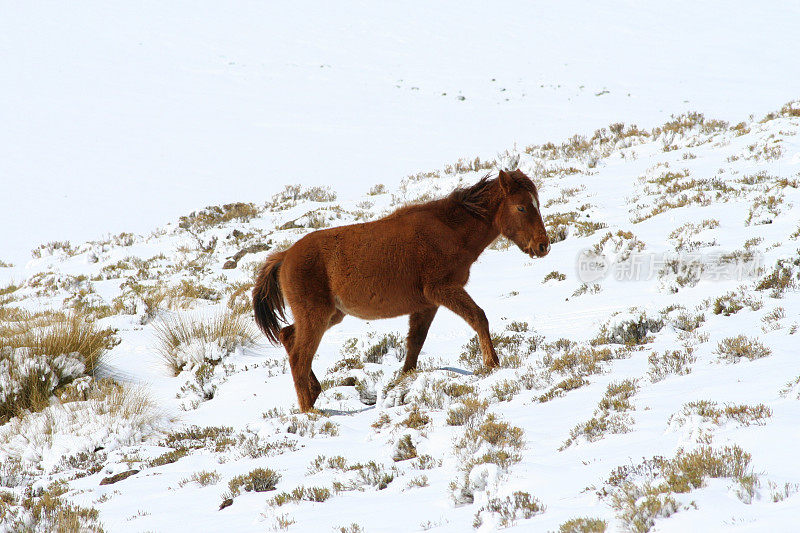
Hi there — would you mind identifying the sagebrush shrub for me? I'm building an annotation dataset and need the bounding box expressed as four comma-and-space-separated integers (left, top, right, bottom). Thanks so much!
715, 335, 771, 362
228, 467, 281, 496
473, 491, 545, 528
604, 446, 755, 532
559, 517, 607, 533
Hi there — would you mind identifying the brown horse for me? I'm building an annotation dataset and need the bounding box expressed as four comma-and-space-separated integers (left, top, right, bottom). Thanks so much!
252, 169, 550, 411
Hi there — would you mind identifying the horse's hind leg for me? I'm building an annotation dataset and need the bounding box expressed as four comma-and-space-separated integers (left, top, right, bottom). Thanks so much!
279, 324, 295, 351
289, 317, 327, 412
281, 309, 345, 409
402, 306, 438, 372
287, 314, 328, 411
279, 309, 343, 352
309, 370, 322, 405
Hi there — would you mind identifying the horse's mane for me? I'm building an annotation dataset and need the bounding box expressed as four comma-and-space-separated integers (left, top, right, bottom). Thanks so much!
449, 170, 535, 220
386, 170, 535, 222
448, 173, 496, 219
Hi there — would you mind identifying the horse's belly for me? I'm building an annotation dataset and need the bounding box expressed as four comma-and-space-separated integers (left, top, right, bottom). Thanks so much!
333, 289, 422, 320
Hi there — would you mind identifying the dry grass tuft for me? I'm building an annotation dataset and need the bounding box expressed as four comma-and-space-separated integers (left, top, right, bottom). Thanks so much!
153, 311, 257, 375
450, 413, 526, 505
400, 405, 431, 430
393, 434, 418, 462
459, 326, 541, 371
269, 185, 337, 210
446, 396, 488, 426
457, 414, 525, 459
179, 202, 260, 231
1, 312, 118, 423
0, 481, 104, 532
715, 335, 771, 363
592, 314, 663, 346
672, 400, 772, 427
538, 376, 590, 403
1, 379, 165, 476
178, 470, 220, 488
545, 211, 606, 243
561, 379, 638, 449
559, 517, 607, 532
543, 271, 567, 283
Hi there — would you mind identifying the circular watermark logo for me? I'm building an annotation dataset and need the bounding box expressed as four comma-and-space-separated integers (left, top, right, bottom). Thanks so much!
576, 248, 610, 282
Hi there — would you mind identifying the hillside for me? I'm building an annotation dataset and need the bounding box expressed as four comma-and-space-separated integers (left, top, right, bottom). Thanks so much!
1, 102, 800, 532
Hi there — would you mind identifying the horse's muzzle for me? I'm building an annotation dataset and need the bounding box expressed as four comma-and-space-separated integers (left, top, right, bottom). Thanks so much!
539, 242, 551, 256
525, 242, 550, 258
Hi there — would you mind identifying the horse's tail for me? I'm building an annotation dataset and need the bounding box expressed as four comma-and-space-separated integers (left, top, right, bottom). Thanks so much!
252, 251, 288, 345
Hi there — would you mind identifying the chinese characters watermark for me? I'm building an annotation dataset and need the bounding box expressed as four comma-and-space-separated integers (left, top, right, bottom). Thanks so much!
576, 249, 763, 283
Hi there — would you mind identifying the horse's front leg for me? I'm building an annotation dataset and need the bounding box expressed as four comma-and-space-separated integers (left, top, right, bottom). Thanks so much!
423, 285, 499, 368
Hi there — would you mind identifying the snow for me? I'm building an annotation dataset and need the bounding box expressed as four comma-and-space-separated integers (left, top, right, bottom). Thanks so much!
3, 4, 800, 532
1, 108, 799, 531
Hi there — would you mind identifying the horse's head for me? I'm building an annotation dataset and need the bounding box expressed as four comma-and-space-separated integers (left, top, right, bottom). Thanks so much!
495, 169, 550, 258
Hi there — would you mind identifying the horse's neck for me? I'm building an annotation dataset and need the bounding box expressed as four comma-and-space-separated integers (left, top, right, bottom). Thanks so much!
457, 206, 501, 260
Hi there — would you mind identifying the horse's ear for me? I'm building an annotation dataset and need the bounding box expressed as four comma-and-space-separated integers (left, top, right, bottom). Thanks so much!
498, 169, 514, 195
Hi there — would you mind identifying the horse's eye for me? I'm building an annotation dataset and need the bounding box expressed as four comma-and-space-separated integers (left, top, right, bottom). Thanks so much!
517, 206, 526, 212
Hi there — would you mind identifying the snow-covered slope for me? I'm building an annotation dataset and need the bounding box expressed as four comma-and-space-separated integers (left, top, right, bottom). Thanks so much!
2, 103, 800, 532
3, 2, 800, 265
